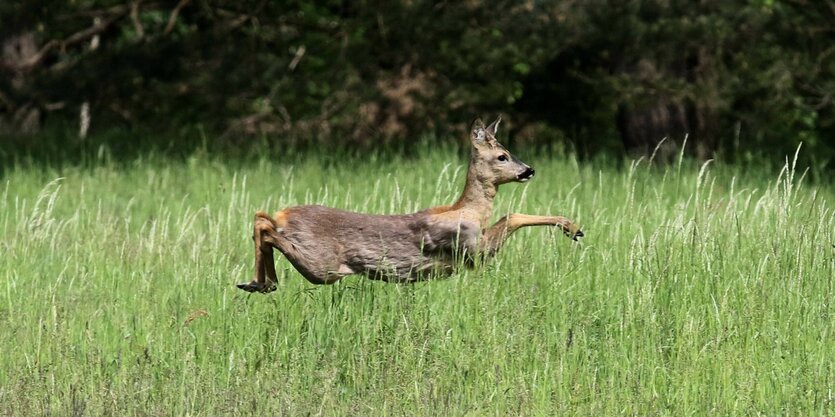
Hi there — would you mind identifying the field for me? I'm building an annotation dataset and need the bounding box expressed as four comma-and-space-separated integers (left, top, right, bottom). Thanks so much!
1, 144, 833, 415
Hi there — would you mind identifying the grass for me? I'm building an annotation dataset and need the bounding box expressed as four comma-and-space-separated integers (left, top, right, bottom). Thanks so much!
1, 143, 833, 415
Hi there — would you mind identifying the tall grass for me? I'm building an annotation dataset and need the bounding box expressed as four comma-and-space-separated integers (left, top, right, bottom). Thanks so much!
0, 145, 833, 415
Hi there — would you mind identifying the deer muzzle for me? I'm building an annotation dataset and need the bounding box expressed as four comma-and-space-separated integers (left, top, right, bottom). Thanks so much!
517, 167, 535, 182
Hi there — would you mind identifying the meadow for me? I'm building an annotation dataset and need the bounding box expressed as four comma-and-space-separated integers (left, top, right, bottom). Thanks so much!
0, 143, 833, 415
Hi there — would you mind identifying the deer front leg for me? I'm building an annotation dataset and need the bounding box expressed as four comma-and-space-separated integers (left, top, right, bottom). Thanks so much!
480, 214, 583, 258
237, 212, 279, 293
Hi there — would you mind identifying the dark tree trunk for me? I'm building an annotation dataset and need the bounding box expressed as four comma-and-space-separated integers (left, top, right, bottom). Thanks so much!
615, 59, 718, 161
1, 31, 41, 135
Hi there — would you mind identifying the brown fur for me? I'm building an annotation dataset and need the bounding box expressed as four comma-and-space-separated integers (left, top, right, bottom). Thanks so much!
237, 116, 583, 293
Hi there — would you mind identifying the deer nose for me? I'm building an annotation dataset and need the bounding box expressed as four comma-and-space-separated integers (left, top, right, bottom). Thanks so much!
518, 167, 535, 181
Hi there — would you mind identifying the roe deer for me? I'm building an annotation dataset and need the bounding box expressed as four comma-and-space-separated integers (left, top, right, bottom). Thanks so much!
237, 116, 583, 293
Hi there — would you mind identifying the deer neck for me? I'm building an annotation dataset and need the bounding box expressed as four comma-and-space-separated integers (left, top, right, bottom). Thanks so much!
452, 160, 496, 225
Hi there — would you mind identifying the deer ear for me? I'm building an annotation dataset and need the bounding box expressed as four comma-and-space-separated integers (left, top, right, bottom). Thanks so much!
470, 118, 487, 144
486, 115, 502, 136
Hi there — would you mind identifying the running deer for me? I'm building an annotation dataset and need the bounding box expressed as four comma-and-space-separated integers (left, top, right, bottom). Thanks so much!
237, 116, 583, 293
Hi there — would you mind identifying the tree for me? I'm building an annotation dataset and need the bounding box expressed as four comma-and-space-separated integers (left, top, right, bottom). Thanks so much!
1, 1, 832, 168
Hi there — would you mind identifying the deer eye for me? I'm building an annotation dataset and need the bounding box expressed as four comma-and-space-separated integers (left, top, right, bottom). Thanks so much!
497, 155, 508, 162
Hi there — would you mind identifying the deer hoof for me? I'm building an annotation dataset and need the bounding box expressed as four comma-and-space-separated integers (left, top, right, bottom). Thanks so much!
236, 282, 259, 292
236, 281, 275, 293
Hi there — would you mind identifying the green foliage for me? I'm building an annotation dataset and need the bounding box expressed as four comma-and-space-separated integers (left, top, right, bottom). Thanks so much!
1, 1, 833, 165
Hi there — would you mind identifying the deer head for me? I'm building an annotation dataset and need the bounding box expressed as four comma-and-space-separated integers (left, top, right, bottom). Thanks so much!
469, 116, 535, 185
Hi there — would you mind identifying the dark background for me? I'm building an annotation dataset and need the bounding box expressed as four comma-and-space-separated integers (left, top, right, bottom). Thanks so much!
1, 0, 833, 168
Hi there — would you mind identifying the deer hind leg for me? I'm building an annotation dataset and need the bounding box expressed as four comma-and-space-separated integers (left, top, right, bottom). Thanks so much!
237, 211, 282, 293
238, 210, 348, 291
480, 213, 583, 258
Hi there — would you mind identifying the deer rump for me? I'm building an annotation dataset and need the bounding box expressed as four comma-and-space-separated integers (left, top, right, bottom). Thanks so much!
278, 205, 480, 283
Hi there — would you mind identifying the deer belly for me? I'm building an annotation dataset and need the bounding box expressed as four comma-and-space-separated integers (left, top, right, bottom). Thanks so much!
343, 222, 478, 282
343, 240, 434, 282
